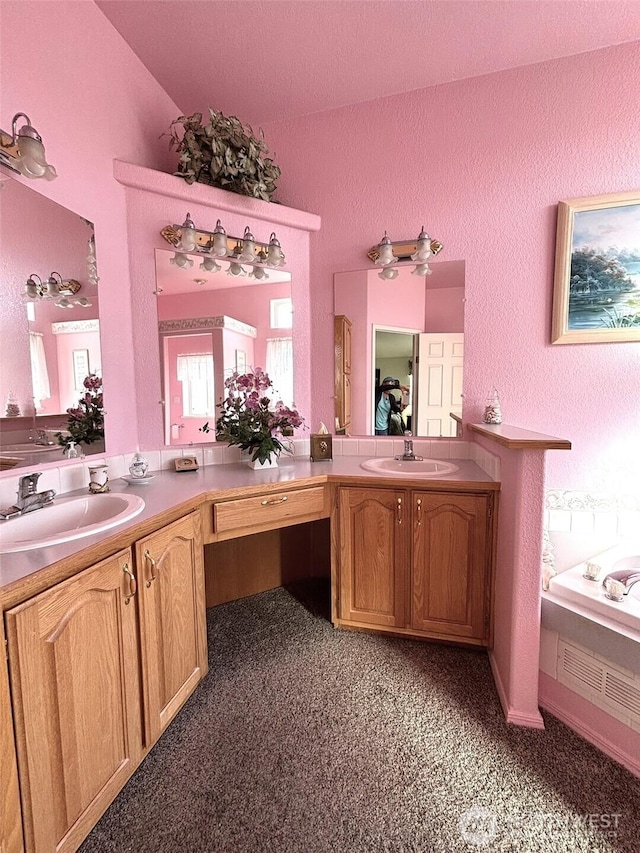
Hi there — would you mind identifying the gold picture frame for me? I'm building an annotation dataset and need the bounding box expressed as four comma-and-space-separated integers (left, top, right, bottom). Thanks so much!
551, 191, 640, 344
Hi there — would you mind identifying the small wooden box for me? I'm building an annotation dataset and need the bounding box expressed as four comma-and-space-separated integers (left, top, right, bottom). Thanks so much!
310, 433, 332, 462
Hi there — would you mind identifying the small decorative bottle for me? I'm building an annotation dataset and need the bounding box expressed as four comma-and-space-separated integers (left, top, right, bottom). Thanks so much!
5, 391, 21, 418
483, 388, 503, 425
129, 452, 149, 479
65, 441, 80, 459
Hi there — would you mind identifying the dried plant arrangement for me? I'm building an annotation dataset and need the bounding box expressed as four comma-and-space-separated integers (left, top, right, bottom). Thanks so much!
167, 109, 281, 202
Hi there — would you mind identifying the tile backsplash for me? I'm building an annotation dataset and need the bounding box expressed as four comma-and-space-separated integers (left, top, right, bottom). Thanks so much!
0, 437, 499, 506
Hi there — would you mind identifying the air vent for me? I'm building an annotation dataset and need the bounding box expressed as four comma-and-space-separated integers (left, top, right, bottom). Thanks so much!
557, 639, 640, 728
605, 674, 640, 718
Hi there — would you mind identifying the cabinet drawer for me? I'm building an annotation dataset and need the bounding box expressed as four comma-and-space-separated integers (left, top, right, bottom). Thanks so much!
214, 487, 326, 534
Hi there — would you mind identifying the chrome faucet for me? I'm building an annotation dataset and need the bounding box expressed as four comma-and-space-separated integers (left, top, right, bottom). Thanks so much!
0, 472, 56, 519
33, 429, 54, 446
602, 569, 640, 602
395, 437, 424, 462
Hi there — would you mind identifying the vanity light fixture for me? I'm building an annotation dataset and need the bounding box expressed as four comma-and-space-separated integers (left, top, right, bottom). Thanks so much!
368, 227, 443, 276
160, 215, 286, 270
0, 113, 57, 180
23, 272, 91, 307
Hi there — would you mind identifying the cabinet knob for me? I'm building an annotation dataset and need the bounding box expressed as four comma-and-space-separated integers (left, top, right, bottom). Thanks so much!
397, 497, 403, 525
416, 498, 422, 526
144, 549, 157, 587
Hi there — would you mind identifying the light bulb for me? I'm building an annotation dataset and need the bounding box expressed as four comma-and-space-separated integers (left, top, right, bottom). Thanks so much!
374, 232, 397, 266
211, 219, 228, 257
179, 213, 198, 252
170, 252, 193, 269
378, 267, 399, 280
412, 263, 432, 276
250, 266, 269, 280
227, 262, 246, 277
200, 257, 221, 273
410, 226, 432, 262
267, 232, 284, 267
237, 226, 256, 263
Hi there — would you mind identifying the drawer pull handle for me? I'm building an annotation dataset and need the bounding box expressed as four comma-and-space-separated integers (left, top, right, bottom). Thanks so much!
261, 495, 288, 506
144, 549, 157, 587
123, 563, 136, 604
416, 498, 422, 526
397, 497, 403, 525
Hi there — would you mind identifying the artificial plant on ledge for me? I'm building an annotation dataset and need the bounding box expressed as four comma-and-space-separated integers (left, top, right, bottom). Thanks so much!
56, 373, 105, 450
167, 109, 281, 202
201, 369, 304, 465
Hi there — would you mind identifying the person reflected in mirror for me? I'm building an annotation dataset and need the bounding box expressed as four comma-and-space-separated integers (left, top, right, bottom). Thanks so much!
375, 377, 409, 435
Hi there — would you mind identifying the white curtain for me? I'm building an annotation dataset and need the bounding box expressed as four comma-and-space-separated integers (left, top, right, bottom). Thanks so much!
29, 332, 51, 410
176, 353, 215, 417
265, 337, 293, 406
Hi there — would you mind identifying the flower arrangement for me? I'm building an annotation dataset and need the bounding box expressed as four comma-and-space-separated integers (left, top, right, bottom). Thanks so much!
201, 369, 304, 465
56, 373, 105, 449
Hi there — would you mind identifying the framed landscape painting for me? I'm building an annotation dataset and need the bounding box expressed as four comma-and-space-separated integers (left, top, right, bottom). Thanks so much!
551, 191, 640, 344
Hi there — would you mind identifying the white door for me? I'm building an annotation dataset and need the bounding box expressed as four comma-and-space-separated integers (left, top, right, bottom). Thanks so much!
415, 333, 464, 436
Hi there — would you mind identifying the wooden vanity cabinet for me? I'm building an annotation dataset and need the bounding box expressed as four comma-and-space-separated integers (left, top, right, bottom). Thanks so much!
5, 548, 143, 853
336, 485, 495, 646
4, 510, 206, 853
136, 513, 207, 746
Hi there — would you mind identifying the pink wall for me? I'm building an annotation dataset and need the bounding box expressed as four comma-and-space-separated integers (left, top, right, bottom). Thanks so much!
1, 0, 181, 453
424, 286, 464, 333
262, 42, 640, 494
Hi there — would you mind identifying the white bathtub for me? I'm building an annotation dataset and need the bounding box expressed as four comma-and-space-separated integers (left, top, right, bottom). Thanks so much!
544, 541, 640, 641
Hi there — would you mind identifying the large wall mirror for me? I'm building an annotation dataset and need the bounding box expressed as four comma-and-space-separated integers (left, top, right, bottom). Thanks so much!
155, 248, 293, 445
334, 260, 464, 437
0, 176, 103, 470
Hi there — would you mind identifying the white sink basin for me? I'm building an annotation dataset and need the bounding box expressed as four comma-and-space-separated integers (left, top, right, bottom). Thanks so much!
1, 442, 61, 454
0, 493, 145, 553
360, 457, 459, 477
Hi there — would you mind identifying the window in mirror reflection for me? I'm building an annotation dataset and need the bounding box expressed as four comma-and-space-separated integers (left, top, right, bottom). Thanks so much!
177, 352, 215, 418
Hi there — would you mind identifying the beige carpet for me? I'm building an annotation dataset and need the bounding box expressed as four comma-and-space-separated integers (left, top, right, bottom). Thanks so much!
80, 581, 640, 852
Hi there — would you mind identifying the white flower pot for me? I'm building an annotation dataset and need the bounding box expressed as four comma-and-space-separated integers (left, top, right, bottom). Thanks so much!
246, 455, 278, 470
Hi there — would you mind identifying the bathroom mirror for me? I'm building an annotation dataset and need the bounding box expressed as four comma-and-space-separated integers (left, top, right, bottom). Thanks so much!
0, 175, 103, 469
334, 260, 464, 436
155, 248, 293, 445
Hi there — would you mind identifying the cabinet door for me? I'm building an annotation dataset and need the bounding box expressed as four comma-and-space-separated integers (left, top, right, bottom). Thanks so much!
411, 492, 491, 641
335, 315, 352, 430
338, 487, 407, 627
136, 512, 207, 746
6, 549, 143, 853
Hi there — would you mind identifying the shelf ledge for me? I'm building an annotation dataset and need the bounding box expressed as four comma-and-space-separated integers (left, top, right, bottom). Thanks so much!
467, 423, 571, 451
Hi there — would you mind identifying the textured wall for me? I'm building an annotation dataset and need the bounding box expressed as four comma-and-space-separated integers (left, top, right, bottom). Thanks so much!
262, 42, 640, 494
1, 0, 180, 453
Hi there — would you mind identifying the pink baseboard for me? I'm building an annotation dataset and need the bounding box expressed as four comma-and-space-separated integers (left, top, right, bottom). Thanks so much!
539, 671, 640, 778
489, 651, 545, 729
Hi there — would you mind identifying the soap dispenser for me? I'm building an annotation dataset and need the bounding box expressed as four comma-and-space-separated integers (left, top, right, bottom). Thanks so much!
65, 441, 80, 459
129, 452, 149, 479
